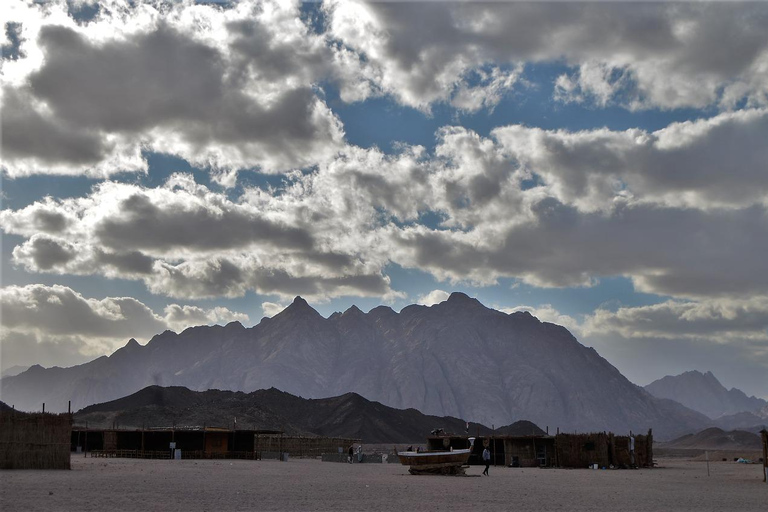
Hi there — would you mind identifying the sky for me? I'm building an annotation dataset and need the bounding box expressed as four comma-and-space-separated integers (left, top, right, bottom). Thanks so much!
1, 0, 767, 399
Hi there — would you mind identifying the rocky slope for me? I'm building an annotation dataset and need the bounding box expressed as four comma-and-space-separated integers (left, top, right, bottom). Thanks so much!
644, 371, 767, 419
73, 385, 542, 443
2, 293, 709, 439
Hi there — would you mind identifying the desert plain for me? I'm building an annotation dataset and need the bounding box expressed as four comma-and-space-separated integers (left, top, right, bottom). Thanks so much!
1, 456, 766, 512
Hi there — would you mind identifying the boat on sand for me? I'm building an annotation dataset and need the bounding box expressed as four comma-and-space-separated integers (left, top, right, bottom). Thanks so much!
397, 438, 475, 475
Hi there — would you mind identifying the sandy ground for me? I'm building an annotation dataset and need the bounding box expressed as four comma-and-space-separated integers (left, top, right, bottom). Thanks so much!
1, 457, 766, 512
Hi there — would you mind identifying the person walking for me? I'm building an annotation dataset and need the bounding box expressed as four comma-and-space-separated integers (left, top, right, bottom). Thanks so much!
482, 446, 491, 476
348, 445, 354, 463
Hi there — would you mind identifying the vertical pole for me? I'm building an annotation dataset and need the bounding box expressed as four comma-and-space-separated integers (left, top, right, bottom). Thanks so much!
68, 401, 71, 414
761, 430, 767, 483
706, 450, 710, 477
492, 424, 496, 467
42, 403, 45, 413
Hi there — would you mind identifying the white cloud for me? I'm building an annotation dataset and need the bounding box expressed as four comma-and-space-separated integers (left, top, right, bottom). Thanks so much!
1, 0, 344, 179
261, 302, 287, 318
4, 105, 768, 302
416, 289, 450, 306
0, 174, 399, 301
0, 284, 249, 369
500, 304, 581, 336
582, 298, 768, 342
326, 2, 768, 111
163, 304, 249, 332
492, 108, 768, 211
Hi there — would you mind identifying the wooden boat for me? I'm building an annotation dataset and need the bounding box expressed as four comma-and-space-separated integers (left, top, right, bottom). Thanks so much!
397, 438, 474, 475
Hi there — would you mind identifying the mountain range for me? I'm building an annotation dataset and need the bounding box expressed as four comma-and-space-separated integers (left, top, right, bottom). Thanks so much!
67, 385, 545, 443
0, 292, 717, 439
644, 370, 767, 420
660, 427, 763, 452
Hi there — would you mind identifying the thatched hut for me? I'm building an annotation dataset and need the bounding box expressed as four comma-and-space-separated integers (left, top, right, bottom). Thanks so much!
1, 410, 72, 469
425, 429, 653, 469
555, 430, 652, 469
70, 426, 358, 460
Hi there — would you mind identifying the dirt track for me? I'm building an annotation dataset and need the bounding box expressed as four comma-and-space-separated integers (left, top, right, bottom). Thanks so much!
1, 456, 765, 511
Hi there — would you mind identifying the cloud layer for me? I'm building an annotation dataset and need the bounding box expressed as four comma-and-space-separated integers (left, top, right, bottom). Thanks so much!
5, 1, 768, 179
326, 1, 768, 111
2, 0, 344, 181
3, 107, 768, 301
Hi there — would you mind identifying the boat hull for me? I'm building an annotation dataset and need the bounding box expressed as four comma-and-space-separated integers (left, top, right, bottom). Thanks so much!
396, 449, 471, 467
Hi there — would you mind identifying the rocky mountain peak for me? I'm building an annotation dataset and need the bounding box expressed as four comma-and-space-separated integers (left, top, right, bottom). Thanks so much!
439, 291, 486, 311
342, 305, 364, 316
280, 295, 322, 318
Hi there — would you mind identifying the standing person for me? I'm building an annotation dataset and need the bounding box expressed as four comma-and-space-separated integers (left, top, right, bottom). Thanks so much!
482, 445, 491, 476
356, 444, 363, 463
348, 445, 354, 463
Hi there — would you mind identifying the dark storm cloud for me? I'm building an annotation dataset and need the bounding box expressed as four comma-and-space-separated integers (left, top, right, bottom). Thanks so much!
29, 25, 224, 133
392, 201, 768, 298
95, 250, 154, 275
12, 235, 76, 271
1, 86, 107, 166
327, 1, 768, 109
148, 257, 393, 300
95, 192, 314, 253
25, 25, 339, 166
2, 3, 343, 177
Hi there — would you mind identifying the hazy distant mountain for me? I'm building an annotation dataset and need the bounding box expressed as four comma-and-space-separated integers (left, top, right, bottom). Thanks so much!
0, 366, 29, 378
711, 411, 768, 435
1, 293, 708, 439
662, 427, 763, 451
644, 371, 767, 419
73, 385, 543, 443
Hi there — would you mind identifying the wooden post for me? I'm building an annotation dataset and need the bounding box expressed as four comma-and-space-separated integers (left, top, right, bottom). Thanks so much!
706, 450, 710, 477
609, 433, 616, 467
647, 429, 653, 468
492, 424, 496, 467
761, 429, 767, 483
